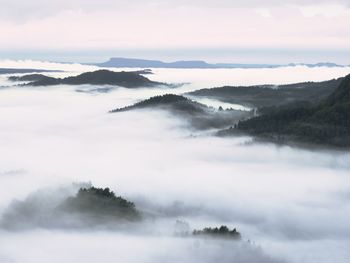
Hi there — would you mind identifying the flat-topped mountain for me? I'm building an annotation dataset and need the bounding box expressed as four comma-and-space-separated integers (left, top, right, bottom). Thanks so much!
111, 94, 252, 130
94, 57, 346, 69
97, 57, 213, 68
18, 70, 165, 88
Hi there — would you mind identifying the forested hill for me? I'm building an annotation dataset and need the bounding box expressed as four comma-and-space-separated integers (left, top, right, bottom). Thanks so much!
226, 74, 350, 147
188, 78, 343, 108
11, 70, 165, 88
110, 94, 253, 130
110, 94, 206, 114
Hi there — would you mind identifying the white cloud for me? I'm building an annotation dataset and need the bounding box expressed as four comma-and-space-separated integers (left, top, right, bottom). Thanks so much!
254, 8, 273, 18
0, 1, 350, 64
0, 65, 350, 262
299, 3, 350, 17
0, 0, 349, 22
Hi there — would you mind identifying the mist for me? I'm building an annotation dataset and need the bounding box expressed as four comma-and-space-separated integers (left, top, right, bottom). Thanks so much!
0, 61, 350, 263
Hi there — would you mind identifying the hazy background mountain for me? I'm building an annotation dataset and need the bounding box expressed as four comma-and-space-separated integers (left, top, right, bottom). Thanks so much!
95, 57, 346, 69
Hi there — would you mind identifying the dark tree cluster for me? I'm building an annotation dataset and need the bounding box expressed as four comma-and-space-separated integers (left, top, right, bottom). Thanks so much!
110, 94, 200, 113
62, 186, 141, 221
193, 225, 242, 240
8, 74, 52, 82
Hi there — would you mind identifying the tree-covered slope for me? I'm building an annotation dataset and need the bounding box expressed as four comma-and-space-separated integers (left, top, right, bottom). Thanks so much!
61, 186, 141, 222
0, 185, 141, 230
8, 74, 54, 82
19, 70, 164, 88
225, 74, 350, 147
110, 94, 206, 114
188, 78, 342, 108
110, 94, 253, 130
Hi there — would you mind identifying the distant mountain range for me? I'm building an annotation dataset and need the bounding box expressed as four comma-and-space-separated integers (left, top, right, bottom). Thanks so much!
94, 57, 346, 69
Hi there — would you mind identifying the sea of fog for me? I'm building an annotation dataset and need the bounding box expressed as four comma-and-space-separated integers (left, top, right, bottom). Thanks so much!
0, 60, 350, 263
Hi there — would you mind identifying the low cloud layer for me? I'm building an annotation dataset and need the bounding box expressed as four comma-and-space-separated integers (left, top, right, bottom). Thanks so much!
0, 229, 285, 263
0, 64, 350, 262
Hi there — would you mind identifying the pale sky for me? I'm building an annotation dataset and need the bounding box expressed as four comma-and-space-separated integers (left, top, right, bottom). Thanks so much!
0, 0, 350, 63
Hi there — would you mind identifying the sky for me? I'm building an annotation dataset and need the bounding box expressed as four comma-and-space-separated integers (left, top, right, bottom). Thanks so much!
0, 0, 350, 63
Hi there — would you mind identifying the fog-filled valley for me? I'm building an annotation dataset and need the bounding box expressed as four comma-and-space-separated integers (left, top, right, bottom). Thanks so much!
1, 60, 350, 263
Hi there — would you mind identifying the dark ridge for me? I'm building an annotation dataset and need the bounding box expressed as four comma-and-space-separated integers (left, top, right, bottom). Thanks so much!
110, 94, 253, 130
0, 68, 60, 75
325, 74, 350, 106
25, 70, 165, 88
193, 226, 242, 240
129, 69, 154, 75
188, 78, 343, 108
8, 74, 53, 82
110, 94, 197, 113
31, 76, 61, 86
222, 74, 350, 148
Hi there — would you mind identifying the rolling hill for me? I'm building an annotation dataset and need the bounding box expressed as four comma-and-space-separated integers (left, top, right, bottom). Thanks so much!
221, 74, 350, 147
110, 94, 252, 130
14, 70, 165, 88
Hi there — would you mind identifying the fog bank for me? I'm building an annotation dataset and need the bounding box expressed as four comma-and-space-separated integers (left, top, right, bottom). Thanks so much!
0, 63, 350, 262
